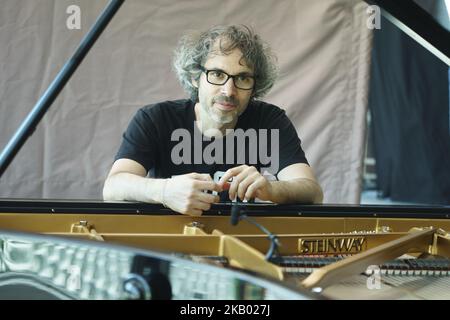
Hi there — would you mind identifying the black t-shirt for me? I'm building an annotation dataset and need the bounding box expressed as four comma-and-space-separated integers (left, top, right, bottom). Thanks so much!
115, 99, 308, 180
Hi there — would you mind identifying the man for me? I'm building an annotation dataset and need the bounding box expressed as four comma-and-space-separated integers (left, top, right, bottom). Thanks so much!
103, 25, 323, 216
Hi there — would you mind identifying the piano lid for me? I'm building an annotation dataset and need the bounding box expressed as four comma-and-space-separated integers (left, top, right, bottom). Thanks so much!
366, 0, 450, 66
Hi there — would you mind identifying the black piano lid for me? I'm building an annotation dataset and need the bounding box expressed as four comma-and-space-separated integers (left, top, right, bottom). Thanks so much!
0, 198, 449, 219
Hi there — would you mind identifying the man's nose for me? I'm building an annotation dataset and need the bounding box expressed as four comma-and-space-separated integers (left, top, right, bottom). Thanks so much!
221, 77, 237, 96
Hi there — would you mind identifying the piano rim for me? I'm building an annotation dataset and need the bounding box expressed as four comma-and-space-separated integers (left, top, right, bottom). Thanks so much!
0, 198, 449, 219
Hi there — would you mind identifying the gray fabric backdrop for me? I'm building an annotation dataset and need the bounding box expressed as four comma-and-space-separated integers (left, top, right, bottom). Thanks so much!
0, 0, 373, 203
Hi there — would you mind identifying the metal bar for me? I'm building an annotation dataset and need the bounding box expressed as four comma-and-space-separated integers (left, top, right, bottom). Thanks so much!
301, 227, 435, 290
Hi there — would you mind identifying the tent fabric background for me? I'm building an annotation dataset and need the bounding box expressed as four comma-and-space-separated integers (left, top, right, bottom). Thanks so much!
368, 15, 450, 205
0, 0, 372, 204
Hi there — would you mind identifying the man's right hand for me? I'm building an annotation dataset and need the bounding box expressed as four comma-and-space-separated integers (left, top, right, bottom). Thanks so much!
163, 173, 222, 216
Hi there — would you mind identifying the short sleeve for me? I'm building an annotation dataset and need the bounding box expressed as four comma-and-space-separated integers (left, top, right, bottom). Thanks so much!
114, 108, 160, 173
264, 107, 309, 173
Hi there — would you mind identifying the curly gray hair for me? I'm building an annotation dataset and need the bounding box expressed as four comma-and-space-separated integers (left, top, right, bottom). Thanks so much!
173, 25, 278, 101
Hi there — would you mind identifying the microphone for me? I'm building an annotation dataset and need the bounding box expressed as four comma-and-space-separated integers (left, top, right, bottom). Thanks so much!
229, 197, 280, 261
230, 199, 242, 226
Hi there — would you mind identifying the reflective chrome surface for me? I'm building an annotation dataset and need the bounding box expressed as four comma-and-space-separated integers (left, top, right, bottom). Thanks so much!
0, 231, 312, 300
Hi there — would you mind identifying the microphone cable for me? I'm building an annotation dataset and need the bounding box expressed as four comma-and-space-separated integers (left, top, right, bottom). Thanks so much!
231, 200, 280, 262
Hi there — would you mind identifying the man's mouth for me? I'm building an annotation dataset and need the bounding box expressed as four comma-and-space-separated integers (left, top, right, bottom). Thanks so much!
215, 102, 236, 111
213, 97, 238, 111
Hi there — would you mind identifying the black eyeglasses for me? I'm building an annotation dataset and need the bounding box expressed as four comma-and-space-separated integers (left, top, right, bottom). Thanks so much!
200, 66, 255, 90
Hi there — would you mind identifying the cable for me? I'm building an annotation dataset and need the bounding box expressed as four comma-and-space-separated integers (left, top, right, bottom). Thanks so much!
230, 201, 280, 261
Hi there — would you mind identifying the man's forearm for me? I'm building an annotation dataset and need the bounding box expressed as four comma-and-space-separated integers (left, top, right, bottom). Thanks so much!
103, 172, 166, 203
268, 178, 323, 204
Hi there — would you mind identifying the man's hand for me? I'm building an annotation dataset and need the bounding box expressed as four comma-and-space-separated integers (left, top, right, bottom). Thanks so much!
218, 165, 273, 202
163, 173, 222, 216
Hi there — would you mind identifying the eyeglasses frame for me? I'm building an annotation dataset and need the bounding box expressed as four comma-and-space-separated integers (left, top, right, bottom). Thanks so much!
199, 66, 255, 90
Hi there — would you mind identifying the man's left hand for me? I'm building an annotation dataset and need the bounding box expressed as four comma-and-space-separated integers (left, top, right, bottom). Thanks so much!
218, 165, 273, 202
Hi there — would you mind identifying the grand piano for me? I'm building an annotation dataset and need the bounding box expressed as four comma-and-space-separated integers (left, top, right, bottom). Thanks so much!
0, 200, 449, 300
0, 0, 449, 300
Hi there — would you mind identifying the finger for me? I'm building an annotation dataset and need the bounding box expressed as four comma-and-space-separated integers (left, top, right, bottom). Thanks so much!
192, 200, 212, 212
191, 173, 213, 181
218, 171, 235, 187
244, 177, 266, 200
196, 192, 220, 204
218, 166, 246, 185
229, 166, 255, 200
237, 172, 260, 200
194, 180, 223, 192
228, 173, 244, 201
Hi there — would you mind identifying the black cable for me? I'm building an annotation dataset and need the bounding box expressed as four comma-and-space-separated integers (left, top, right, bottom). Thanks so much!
230, 202, 280, 261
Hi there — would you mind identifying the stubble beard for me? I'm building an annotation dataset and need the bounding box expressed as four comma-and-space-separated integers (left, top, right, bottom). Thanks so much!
202, 98, 238, 127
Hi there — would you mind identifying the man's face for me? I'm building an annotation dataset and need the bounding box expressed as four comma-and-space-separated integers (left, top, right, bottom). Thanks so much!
195, 46, 254, 127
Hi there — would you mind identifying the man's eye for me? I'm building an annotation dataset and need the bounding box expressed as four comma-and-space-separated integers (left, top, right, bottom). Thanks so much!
211, 71, 225, 78
238, 76, 251, 83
